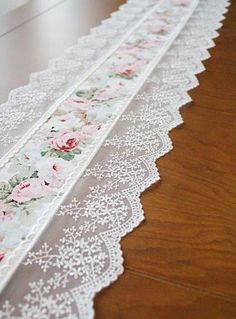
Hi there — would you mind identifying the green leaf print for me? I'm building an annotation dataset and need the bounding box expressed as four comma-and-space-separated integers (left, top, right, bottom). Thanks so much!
8, 174, 24, 188
0, 182, 12, 200
76, 88, 94, 99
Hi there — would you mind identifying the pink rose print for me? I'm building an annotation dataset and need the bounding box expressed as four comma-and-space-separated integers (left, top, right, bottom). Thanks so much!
0, 253, 4, 262
139, 39, 161, 49
36, 158, 71, 189
10, 178, 48, 203
65, 96, 94, 110
134, 59, 149, 69
0, 202, 8, 214
119, 44, 140, 56
151, 13, 169, 23
49, 130, 82, 152
0, 202, 15, 221
49, 113, 79, 129
94, 88, 119, 101
172, 0, 189, 6
113, 65, 136, 78
81, 124, 101, 136
112, 80, 126, 90
149, 24, 167, 34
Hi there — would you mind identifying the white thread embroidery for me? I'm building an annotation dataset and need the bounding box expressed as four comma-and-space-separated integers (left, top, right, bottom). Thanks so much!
58, 185, 129, 231
0, 280, 77, 319
0, 0, 157, 156
0, 1, 229, 319
25, 228, 107, 285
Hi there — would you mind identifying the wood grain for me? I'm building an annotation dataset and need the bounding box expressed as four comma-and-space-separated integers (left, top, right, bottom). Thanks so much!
0, 0, 125, 103
0, 0, 235, 318
95, 0, 236, 317
96, 272, 236, 319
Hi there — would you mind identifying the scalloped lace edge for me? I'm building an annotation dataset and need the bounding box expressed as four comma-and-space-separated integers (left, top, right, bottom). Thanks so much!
0, 0, 161, 288
69, 1, 230, 318
0, 0, 230, 318
0, 0, 159, 165
0, 0, 199, 292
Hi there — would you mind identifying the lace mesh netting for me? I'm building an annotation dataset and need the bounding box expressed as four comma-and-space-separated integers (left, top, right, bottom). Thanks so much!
0, 0, 158, 161
0, 0, 229, 318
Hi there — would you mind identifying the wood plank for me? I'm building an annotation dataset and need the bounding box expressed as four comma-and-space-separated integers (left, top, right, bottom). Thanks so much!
95, 0, 236, 313
0, 0, 125, 103
0, 0, 64, 36
95, 271, 236, 319
1, 0, 235, 317
120, 2, 236, 298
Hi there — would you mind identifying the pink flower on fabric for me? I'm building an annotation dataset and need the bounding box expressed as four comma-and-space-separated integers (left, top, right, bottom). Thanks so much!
65, 97, 94, 110
139, 39, 161, 49
149, 23, 169, 34
151, 13, 168, 23
172, 0, 189, 6
94, 88, 119, 101
82, 124, 101, 136
0, 253, 4, 262
36, 158, 71, 189
0, 202, 8, 214
49, 130, 82, 152
113, 65, 136, 78
134, 59, 149, 69
10, 178, 48, 203
112, 80, 126, 89
0, 202, 15, 221
119, 44, 140, 56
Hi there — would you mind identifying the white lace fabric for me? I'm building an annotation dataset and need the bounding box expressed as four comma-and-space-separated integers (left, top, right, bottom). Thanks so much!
0, 0, 158, 161
0, 0, 230, 318
0, 0, 199, 288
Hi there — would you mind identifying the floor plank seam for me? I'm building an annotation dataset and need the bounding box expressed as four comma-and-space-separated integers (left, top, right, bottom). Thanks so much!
0, 0, 66, 38
126, 267, 236, 304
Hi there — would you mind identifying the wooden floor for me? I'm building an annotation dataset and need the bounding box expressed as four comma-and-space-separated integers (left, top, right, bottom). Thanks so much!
0, 0, 235, 318
95, 2, 236, 318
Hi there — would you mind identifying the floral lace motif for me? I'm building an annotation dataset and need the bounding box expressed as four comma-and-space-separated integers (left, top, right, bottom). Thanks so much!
0, 0, 158, 156
58, 185, 130, 230
0, 0, 197, 284
25, 228, 108, 285
0, 0, 230, 318
1, 280, 77, 319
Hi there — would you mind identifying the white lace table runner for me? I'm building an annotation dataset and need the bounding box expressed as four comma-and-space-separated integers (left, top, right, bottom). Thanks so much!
0, 0, 229, 318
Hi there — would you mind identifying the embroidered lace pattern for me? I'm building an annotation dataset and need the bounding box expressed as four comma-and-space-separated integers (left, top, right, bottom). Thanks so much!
0, 0, 160, 159
0, 0, 229, 318
0, 0, 198, 287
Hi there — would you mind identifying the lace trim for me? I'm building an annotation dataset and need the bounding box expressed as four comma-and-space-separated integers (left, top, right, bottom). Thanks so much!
74, 3, 230, 317
0, 0, 230, 318
0, 0, 159, 163
0, 0, 199, 292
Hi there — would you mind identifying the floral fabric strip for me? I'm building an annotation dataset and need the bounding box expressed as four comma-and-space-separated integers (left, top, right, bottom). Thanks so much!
0, 0, 159, 158
0, 0, 197, 285
0, 0, 229, 318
